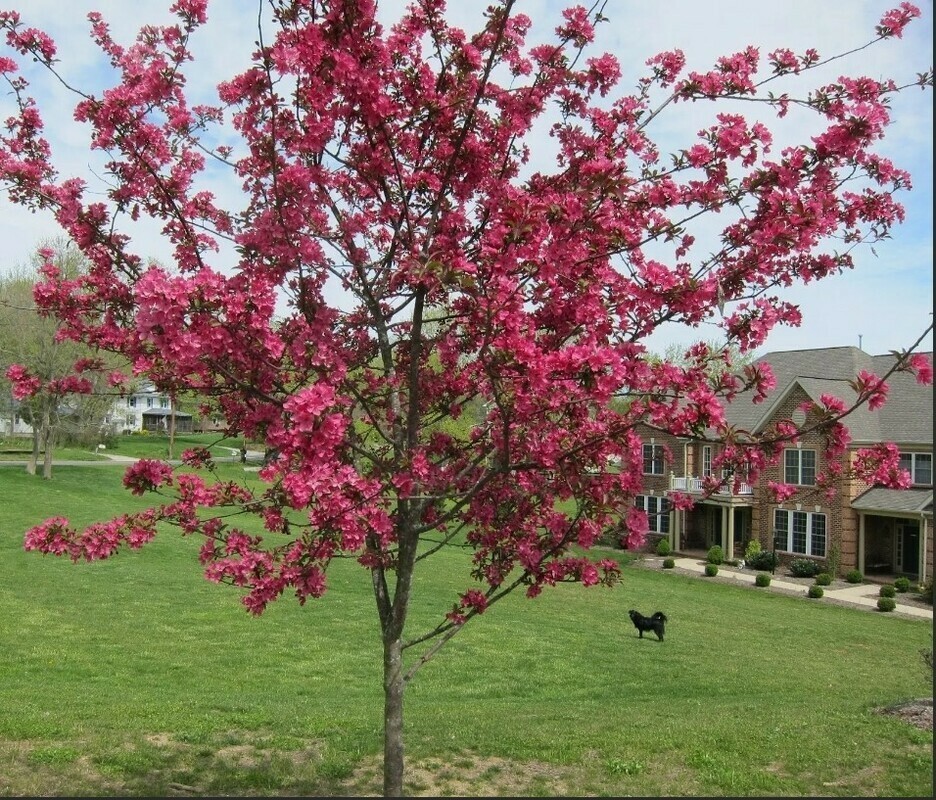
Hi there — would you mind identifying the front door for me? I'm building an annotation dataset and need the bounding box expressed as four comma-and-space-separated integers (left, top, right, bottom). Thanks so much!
708, 507, 722, 550
897, 522, 920, 576
733, 507, 749, 551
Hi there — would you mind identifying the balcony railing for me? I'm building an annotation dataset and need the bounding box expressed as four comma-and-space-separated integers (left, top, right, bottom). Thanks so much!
670, 474, 753, 496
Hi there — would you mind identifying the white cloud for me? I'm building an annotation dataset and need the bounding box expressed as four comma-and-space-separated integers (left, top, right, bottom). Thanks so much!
1, 0, 931, 356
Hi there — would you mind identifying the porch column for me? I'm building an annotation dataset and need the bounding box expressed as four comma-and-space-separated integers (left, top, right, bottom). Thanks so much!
671, 509, 680, 552
857, 513, 866, 574
720, 508, 728, 557
919, 513, 928, 585
726, 506, 735, 561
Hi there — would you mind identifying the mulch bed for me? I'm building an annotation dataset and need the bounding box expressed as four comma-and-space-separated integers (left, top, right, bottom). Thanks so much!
877, 698, 933, 731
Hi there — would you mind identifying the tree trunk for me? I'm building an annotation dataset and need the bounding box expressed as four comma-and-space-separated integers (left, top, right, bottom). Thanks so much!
41, 406, 53, 479
382, 637, 406, 797
167, 393, 176, 461
26, 427, 37, 475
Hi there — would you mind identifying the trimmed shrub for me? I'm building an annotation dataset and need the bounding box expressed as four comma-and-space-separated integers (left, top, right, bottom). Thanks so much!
744, 539, 762, 562
655, 538, 672, 557
807, 585, 824, 599
704, 563, 719, 577
893, 577, 911, 593
814, 572, 832, 586
706, 545, 724, 565
878, 584, 896, 598
789, 558, 822, 578
877, 597, 896, 613
747, 550, 778, 571
754, 572, 771, 587
662, 557, 675, 569
845, 569, 863, 584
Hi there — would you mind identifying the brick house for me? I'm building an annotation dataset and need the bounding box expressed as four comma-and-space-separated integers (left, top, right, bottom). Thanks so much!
637, 347, 932, 584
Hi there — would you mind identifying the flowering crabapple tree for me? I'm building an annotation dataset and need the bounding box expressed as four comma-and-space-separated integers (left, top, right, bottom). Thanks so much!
1, 0, 933, 794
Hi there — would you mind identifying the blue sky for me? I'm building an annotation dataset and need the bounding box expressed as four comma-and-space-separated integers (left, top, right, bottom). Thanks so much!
0, 0, 932, 358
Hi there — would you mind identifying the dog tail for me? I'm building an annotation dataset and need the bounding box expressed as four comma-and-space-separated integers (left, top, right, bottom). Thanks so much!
652, 611, 668, 622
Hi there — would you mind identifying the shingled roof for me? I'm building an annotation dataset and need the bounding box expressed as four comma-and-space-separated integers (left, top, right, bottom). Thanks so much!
851, 487, 933, 515
723, 346, 933, 447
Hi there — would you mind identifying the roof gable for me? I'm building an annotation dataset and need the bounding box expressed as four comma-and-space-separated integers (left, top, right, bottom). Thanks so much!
723, 347, 932, 446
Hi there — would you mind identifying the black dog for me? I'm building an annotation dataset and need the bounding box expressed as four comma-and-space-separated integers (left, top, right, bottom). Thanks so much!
628, 609, 668, 642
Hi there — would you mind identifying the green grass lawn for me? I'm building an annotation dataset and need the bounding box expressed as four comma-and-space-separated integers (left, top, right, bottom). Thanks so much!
0, 465, 931, 796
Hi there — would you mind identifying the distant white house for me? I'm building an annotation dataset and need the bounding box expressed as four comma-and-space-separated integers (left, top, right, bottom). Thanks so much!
2, 382, 197, 438
0, 405, 33, 436
113, 383, 193, 434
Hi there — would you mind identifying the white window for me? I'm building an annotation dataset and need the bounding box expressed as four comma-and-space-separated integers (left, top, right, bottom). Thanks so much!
146, 397, 154, 408
899, 452, 932, 486
702, 445, 712, 477
128, 397, 136, 408
636, 495, 670, 534
159, 397, 169, 409
774, 509, 826, 557
784, 448, 816, 486
642, 444, 666, 475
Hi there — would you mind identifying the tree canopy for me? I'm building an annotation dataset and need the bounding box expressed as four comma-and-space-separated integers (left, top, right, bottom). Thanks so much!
1, 1, 932, 794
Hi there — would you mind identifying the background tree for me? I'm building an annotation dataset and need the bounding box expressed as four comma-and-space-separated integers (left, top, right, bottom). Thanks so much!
0, 237, 125, 476
0, 268, 35, 435
1, 2, 932, 795
654, 339, 755, 380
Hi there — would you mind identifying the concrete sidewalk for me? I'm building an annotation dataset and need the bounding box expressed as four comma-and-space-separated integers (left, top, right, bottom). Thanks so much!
670, 557, 932, 619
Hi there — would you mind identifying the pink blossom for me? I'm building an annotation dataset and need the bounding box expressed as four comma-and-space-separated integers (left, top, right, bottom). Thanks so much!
24, 517, 75, 557
622, 506, 649, 550
181, 447, 213, 468
556, 5, 595, 46
854, 370, 888, 411
876, 3, 921, 38
460, 588, 489, 614
646, 50, 685, 86
284, 384, 337, 431
816, 394, 845, 414
170, 0, 208, 25
853, 443, 912, 488
907, 353, 933, 384
767, 482, 797, 502
122, 459, 174, 495
5, 365, 42, 399
768, 48, 800, 74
